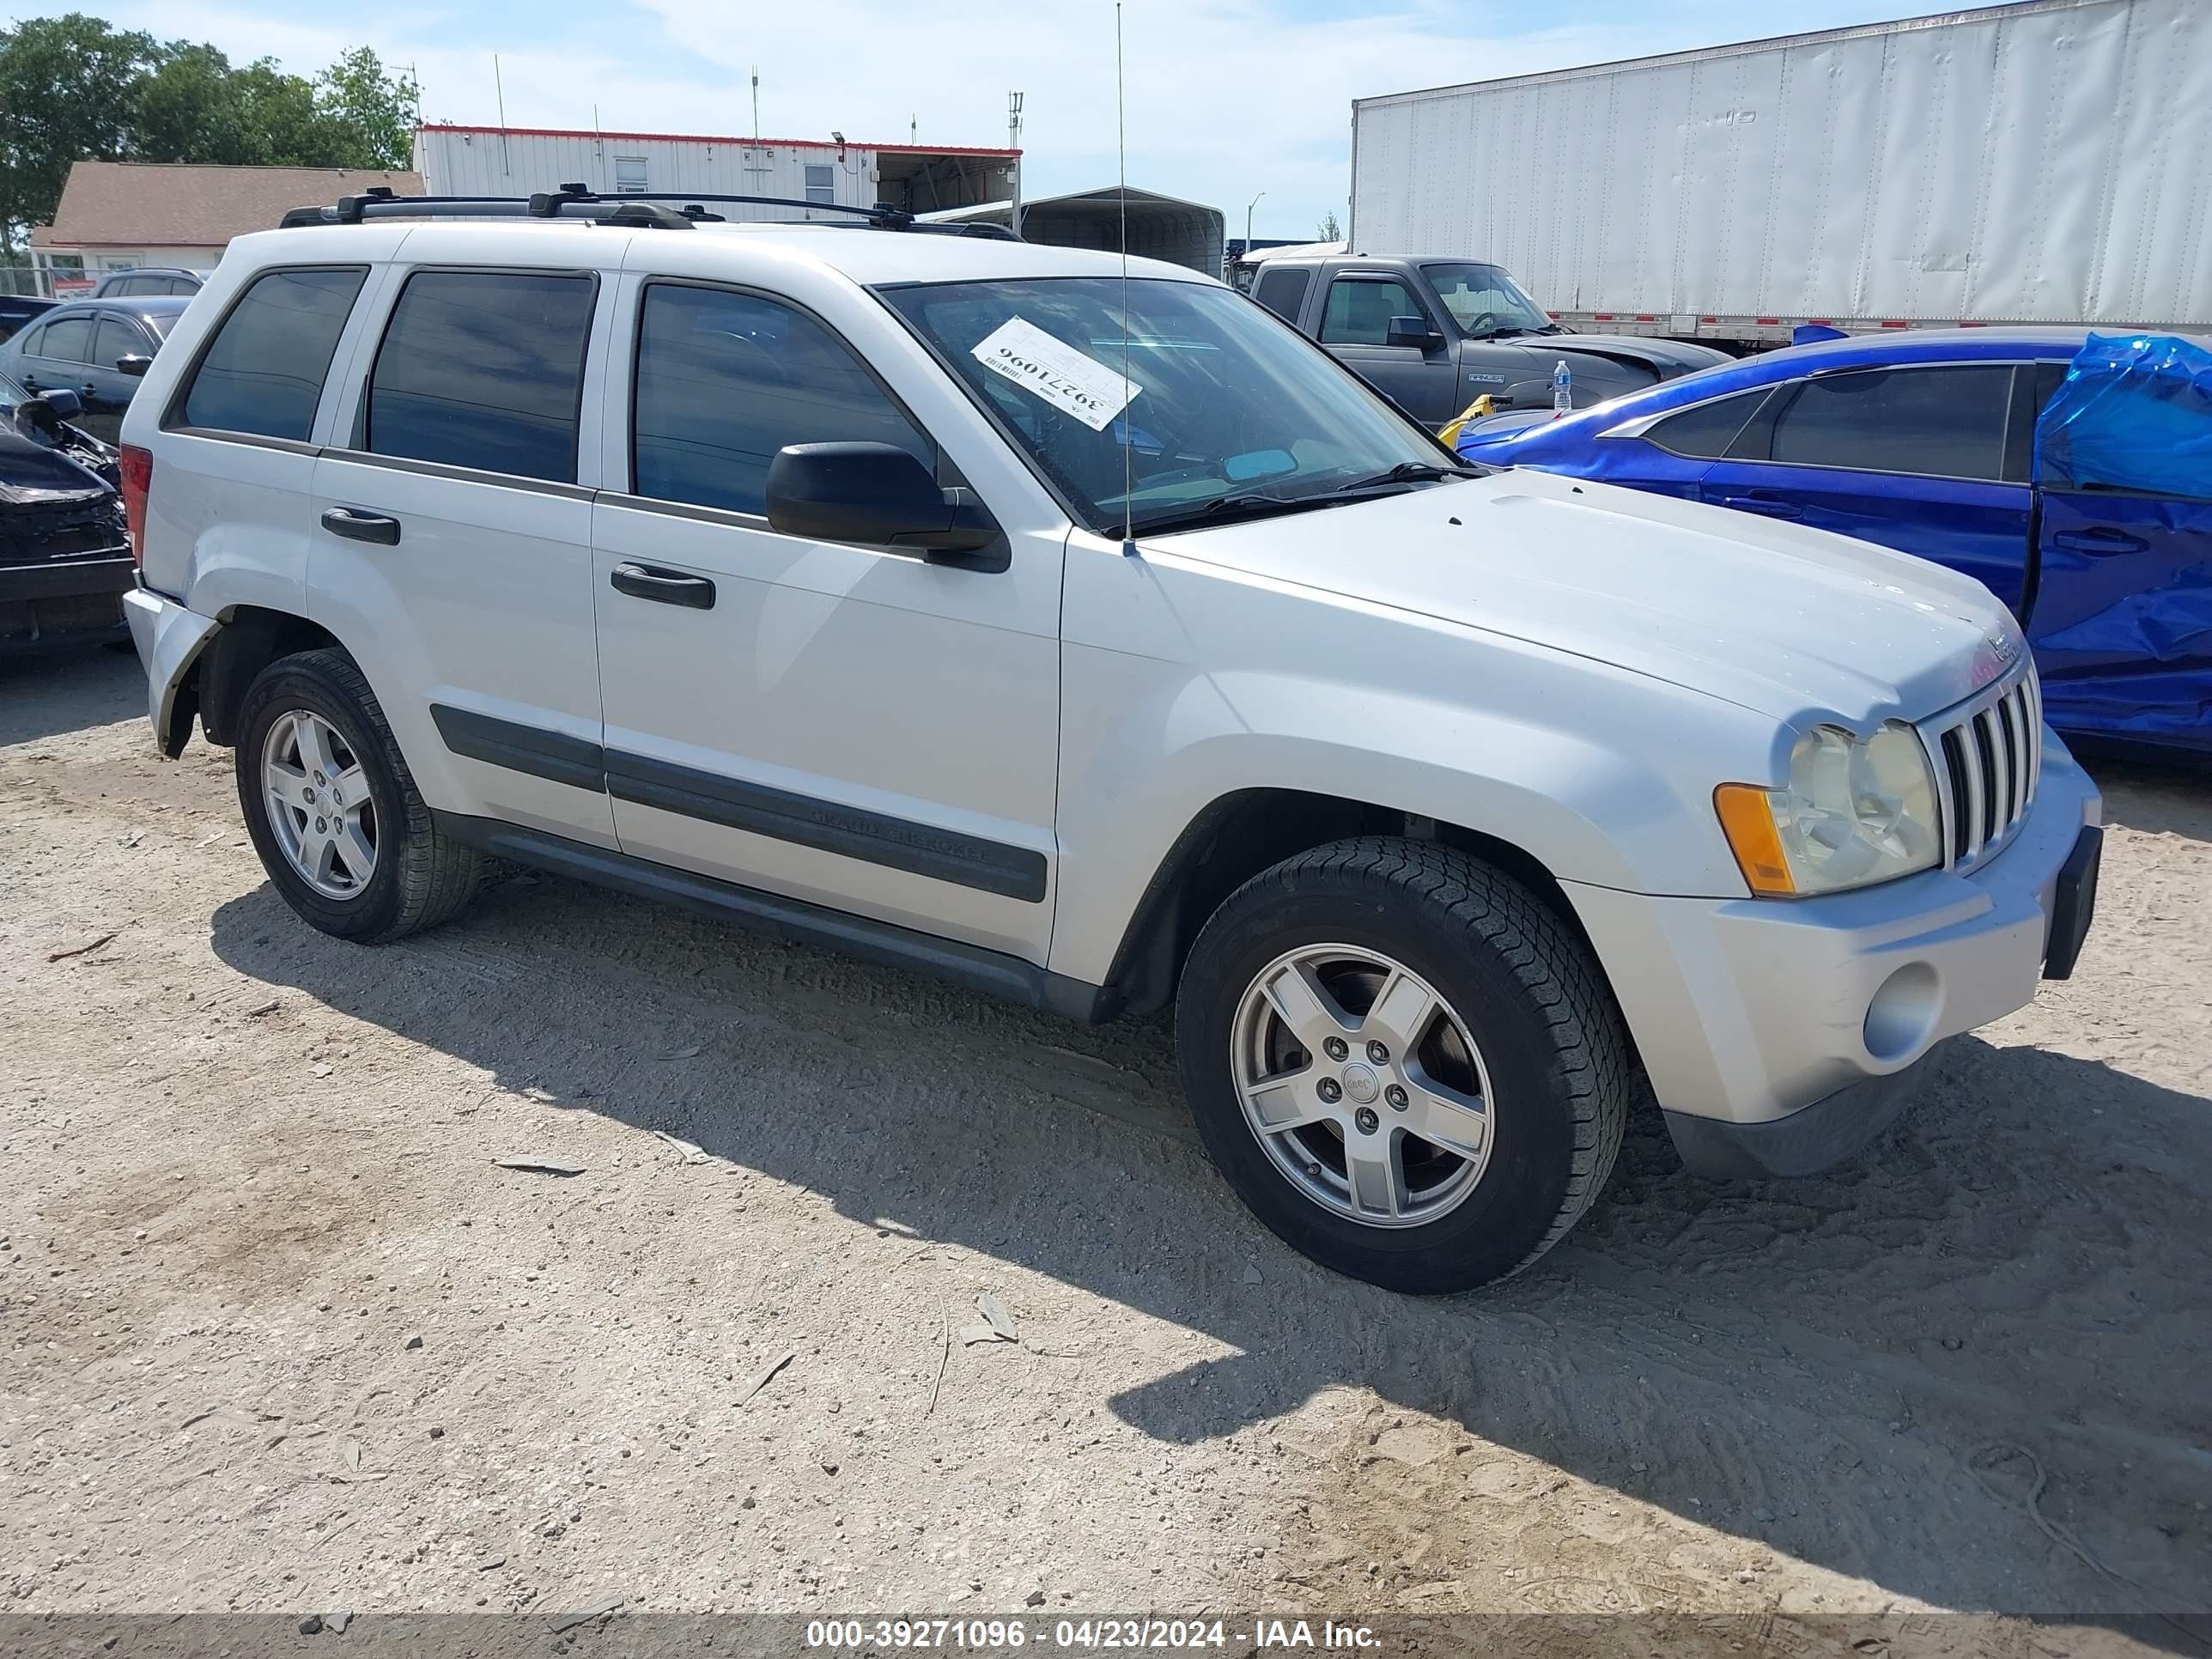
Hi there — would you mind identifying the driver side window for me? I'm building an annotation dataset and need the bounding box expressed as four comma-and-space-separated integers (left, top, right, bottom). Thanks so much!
630, 282, 934, 516
1320, 278, 1423, 347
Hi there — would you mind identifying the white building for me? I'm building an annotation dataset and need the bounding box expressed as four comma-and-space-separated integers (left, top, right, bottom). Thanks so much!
413, 124, 1019, 222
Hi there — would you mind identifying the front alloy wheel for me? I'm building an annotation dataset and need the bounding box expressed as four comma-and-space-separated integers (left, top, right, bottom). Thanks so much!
1233, 944, 1494, 1226
1176, 837, 1630, 1294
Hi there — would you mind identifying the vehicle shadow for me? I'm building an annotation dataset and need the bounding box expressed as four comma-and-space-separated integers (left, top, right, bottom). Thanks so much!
0, 641, 141, 745
206, 868, 2212, 1627
2087, 755, 2212, 844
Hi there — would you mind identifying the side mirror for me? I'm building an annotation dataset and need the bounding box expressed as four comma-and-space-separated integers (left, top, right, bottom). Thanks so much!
765, 441, 1001, 565
1386, 315, 1441, 350
116, 354, 152, 378
28, 387, 82, 421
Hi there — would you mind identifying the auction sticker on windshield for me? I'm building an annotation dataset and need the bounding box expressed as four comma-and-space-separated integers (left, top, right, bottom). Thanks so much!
971, 317, 1140, 431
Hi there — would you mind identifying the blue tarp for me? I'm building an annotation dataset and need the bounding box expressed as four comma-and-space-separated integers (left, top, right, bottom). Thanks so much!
2029, 334, 2212, 756
2034, 331, 2212, 498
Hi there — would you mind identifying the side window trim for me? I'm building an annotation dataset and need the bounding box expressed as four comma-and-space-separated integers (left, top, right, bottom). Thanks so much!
621, 275, 949, 511
160, 264, 372, 439
356, 264, 602, 488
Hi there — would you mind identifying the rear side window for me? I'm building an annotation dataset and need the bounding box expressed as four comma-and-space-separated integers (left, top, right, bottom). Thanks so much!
34, 314, 93, 362
1253, 266, 1312, 323
1320, 277, 1424, 346
1766, 365, 2015, 481
179, 267, 366, 441
630, 283, 931, 515
366, 270, 597, 483
1642, 389, 1771, 459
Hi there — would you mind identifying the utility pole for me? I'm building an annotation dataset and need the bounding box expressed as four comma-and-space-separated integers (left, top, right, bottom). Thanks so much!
1008, 92, 1025, 236
494, 55, 510, 176
1245, 189, 1265, 251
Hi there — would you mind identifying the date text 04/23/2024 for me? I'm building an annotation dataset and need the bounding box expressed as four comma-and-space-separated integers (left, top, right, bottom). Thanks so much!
805, 1618, 1382, 1650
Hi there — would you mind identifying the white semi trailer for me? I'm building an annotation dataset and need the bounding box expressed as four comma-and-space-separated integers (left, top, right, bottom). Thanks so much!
1348, 0, 2212, 349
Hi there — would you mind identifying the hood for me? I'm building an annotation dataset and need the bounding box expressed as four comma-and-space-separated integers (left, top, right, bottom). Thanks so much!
0, 423, 114, 504
1152, 468, 2019, 730
1552, 332, 1732, 380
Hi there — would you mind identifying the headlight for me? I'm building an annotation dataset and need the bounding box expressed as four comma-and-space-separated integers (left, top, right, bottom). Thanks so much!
1715, 723, 1942, 897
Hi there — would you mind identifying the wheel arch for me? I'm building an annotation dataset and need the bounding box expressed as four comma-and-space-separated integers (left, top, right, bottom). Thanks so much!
1096, 787, 1605, 1024
175, 605, 348, 750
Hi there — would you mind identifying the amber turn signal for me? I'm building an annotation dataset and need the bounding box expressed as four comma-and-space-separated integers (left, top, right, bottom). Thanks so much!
1714, 783, 1797, 896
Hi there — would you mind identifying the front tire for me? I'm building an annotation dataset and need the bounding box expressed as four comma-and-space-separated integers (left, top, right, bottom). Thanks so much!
235, 648, 480, 944
1176, 838, 1629, 1294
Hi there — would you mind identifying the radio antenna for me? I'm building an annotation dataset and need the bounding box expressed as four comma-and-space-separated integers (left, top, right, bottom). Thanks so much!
1116, 2, 1137, 556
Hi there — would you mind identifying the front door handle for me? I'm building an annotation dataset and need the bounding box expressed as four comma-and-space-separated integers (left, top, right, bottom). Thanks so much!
1718, 494, 1803, 520
320, 507, 401, 545
611, 562, 715, 610
2052, 528, 2148, 554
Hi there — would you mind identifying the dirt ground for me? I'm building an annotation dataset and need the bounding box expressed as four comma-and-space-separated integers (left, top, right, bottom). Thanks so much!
3, 648, 2209, 1654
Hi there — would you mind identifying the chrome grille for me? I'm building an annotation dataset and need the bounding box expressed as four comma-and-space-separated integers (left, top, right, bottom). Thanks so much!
1923, 662, 2040, 870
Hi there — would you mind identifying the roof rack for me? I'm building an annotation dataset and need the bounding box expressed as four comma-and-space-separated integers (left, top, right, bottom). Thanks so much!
276, 183, 1022, 239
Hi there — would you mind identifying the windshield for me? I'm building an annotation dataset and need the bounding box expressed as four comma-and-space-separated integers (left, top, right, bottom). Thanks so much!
880, 276, 1455, 535
0, 371, 27, 414
1423, 264, 1553, 337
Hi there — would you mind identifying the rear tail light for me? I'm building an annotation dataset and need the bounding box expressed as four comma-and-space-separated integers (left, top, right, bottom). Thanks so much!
118, 444, 154, 564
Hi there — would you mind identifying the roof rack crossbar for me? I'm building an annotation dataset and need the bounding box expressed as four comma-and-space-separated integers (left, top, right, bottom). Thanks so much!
278, 185, 696, 231
277, 184, 1021, 240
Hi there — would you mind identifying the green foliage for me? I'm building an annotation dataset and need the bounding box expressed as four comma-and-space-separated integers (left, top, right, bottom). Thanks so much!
0, 14, 153, 253
1316, 210, 1344, 242
315, 47, 420, 171
0, 14, 419, 250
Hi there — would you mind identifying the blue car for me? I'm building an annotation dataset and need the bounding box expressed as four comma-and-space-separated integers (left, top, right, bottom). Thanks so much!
1455, 328, 2212, 758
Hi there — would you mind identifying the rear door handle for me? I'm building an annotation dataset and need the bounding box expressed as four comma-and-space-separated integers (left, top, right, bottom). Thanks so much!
319, 507, 402, 546
1718, 494, 1803, 520
611, 562, 715, 610
2052, 529, 2148, 554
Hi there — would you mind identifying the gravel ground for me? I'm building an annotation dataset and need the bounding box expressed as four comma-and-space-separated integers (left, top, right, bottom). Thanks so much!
3, 648, 2208, 1654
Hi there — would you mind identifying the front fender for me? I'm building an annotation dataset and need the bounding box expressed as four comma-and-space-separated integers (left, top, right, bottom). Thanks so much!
1046, 544, 1782, 987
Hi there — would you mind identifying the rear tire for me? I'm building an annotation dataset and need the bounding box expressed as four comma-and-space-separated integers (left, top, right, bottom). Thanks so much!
1176, 837, 1628, 1294
234, 648, 480, 944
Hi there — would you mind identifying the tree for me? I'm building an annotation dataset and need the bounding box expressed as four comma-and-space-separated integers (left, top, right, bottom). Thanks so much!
0, 15, 155, 252
313, 48, 419, 171
1316, 209, 1344, 242
0, 18, 421, 252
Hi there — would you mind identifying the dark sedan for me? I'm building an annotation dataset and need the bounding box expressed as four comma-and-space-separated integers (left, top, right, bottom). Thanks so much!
1, 370, 132, 654
0, 295, 191, 442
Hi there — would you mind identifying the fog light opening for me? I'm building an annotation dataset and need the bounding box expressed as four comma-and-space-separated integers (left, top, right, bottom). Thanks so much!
1863, 962, 1941, 1064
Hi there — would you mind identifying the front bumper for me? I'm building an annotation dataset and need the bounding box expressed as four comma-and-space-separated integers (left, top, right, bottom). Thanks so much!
1565, 733, 2102, 1172
0, 551, 133, 652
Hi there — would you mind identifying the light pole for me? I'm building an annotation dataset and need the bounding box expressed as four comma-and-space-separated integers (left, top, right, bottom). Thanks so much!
1245, 190, 1265, 252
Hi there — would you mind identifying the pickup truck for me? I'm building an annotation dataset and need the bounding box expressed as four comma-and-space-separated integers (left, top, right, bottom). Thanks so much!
1244, 252, 1729, 427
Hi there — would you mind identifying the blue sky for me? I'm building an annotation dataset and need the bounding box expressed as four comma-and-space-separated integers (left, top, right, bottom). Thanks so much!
15, 0, 1926, 234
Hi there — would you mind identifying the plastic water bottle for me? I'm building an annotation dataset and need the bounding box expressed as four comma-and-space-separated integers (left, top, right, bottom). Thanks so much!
1552, 359, 1573, 418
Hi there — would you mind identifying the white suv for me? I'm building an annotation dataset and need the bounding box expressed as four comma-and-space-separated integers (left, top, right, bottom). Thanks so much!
118, 188, 2102, 1293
